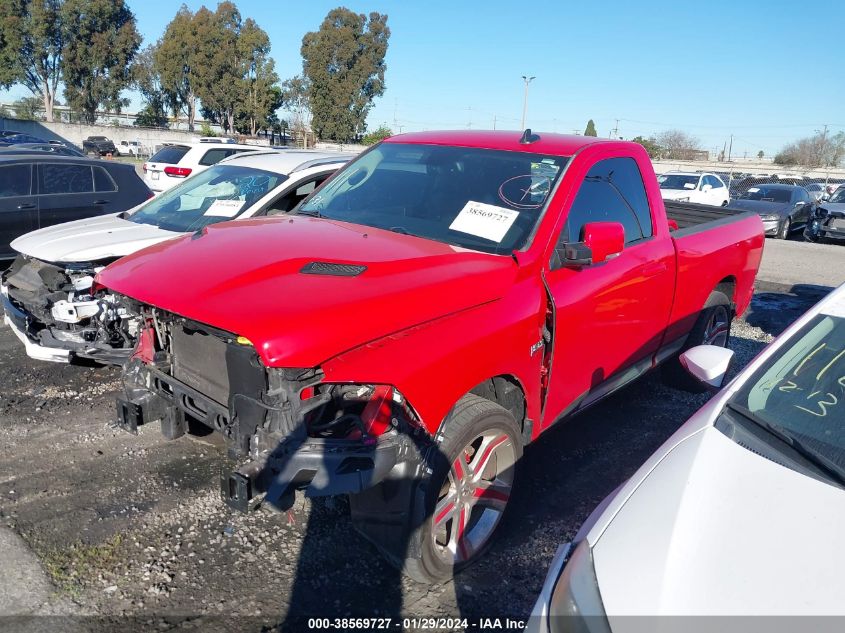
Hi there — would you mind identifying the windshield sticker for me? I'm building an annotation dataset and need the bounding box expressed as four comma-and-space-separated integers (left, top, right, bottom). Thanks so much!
498, 174, 553, 209
449, 201, 519, 243
204, 199, 245, 217
821, 293, 845, 318
747, 187, 760, 193
683, 182, 696, 190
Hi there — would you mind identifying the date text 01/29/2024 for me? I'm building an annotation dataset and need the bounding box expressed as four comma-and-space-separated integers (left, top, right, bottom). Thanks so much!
306, 617, 527, 629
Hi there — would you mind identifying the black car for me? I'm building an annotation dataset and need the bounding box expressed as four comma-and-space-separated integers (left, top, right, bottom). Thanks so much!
82, 136, 118, 156
728, 183, 815, 239
805, 186, 845, 244
0, 142, 86, 157
0, 154, 151, 258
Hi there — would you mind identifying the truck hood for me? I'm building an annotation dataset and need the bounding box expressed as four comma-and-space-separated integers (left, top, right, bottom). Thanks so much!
725, 199, 792, 217
11, 212, 180, 264
97, 216, 518, 367
593, 427, 845, 617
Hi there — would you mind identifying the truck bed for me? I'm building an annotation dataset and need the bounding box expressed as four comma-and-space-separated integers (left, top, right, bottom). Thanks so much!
664, 200, 755, 235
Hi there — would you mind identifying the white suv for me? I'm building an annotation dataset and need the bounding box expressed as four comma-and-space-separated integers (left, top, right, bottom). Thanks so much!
658, 171, 730, 206
143, 141, 261, 193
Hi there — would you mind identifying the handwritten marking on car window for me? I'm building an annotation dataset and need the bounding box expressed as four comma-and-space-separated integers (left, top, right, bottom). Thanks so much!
794, 392, 838, 418
498, 175, 552, 210
794, 343, 826, 375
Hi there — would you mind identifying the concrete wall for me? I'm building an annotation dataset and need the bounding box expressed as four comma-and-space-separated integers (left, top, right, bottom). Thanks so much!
652, 158, 845, 179
0, 117, 270, 154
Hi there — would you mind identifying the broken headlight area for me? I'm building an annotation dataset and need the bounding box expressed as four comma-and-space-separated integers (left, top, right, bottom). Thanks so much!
115, 308, 430, 513
1, 254, 139, 362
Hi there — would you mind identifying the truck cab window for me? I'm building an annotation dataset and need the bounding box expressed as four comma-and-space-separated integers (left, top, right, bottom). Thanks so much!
563, 157, 651, 244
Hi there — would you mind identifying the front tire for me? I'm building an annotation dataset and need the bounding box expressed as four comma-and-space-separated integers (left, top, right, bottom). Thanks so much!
403, 395, 521, 583
662, 290, 732, 392
777, 217, 791, 240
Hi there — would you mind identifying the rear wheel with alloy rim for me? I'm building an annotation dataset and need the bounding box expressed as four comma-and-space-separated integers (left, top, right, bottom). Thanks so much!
662, 290, 732, 392
403, 394, 521, 583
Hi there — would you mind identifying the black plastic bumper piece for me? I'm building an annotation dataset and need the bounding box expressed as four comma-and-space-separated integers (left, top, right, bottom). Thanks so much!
116, 398, 144, 434
221, 434, 409, 514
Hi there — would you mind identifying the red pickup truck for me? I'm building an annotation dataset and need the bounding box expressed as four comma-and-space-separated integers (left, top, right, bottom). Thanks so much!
98, 131, 764, 582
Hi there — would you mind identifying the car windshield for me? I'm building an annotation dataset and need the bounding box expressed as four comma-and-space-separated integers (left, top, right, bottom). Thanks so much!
730, 301, 845, 475
829, 188, 845, 203
738, 186, 792, 203
128, 164, 286, 233
657, 174, 698, 190
297, 142, 568, 254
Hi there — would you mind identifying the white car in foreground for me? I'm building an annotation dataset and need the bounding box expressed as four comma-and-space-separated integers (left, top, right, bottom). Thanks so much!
529, 283, 845, 631
658, 171, 730, 206
142, 141, 262, 193
2, 150, 353, 363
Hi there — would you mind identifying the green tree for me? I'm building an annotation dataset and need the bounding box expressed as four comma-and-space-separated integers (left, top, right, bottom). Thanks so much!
235, 17, 279, 135
631, 135, 662, 159
300, 8, 390, 142
361, 124, 392, 145
281, 75, 312, 147
154, 5, 200, 130
0, 0, 64, 121
12, 95, 42, 119
584, 119, 597, 137
132, 45, 169, 128
191, 3, 242, 134
61, 0, 141, 124
757, 150, 764, 160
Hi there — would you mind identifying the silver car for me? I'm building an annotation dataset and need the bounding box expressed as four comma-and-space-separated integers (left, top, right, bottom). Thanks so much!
529, 283, 845, 631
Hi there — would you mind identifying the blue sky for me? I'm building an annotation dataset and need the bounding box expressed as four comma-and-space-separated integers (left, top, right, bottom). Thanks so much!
4, 0, 844, 156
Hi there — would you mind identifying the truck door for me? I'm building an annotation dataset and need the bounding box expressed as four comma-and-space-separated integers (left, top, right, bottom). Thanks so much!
540, 156, 675, 428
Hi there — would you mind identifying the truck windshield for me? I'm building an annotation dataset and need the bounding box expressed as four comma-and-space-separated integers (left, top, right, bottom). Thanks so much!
297, 142, 569, 254
730, 304, 845, 477
128, 165, 286, 233
658, 174, 699, 190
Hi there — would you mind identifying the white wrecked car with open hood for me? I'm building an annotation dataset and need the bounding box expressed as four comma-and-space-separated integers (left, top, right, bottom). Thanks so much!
2, 149, 353, 363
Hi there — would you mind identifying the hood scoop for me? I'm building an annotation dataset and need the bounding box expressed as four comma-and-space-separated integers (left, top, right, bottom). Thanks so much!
300, 261, 367, 277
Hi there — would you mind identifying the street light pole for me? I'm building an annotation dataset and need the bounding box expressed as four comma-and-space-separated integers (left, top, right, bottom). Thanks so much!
521, 75, 535, 130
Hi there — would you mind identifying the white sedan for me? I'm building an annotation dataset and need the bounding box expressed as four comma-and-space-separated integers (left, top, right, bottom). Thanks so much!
2, 150, 354, 363
658, 171, 730, 206
529, 283, 845, 631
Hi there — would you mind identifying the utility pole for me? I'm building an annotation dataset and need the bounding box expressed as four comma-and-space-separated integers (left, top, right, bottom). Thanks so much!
611, 118, 619, 139
727, 134, 733, 163
521, 75, 535, 130
492, 115, 497, 130
467, 106, 472, 130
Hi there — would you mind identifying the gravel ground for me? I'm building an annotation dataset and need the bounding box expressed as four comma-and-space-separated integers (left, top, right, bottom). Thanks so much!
0, 285, 816, 631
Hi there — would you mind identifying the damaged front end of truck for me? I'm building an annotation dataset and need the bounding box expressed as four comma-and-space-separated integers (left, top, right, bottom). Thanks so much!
1, 254, 141, 363
114, 299, 433, 539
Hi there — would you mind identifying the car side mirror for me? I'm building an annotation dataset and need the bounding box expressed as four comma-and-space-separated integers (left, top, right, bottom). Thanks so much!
553, 221, 625, 269
680, 345, 735, 390
701, 184, 713, 192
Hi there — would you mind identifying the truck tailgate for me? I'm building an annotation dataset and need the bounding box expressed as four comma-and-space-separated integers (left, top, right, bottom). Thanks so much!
666, 202, 764, 344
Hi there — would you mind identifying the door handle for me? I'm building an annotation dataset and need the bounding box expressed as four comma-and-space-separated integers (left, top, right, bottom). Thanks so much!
642, 262, 667, 277
16, 203, 36, 210
93, 199, 109, 205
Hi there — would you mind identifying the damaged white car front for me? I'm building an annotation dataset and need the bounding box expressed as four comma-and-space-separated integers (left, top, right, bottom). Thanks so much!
2, 255, 140, 363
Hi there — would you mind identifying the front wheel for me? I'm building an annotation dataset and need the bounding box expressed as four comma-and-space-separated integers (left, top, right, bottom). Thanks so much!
662, 290, 732, 392
403, 395, 521, 583
777, 217, 791, 240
